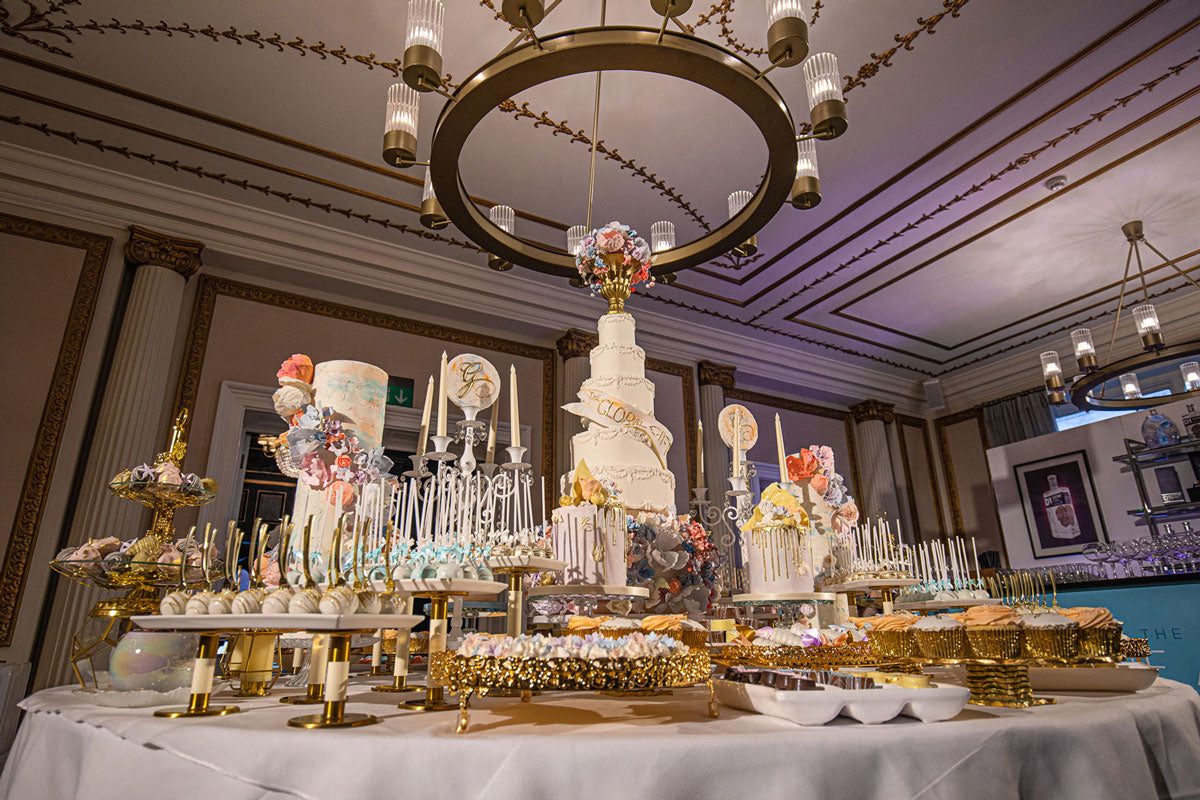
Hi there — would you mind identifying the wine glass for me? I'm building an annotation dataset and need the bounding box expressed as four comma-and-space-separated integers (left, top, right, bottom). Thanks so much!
1081, 542, 1108, 579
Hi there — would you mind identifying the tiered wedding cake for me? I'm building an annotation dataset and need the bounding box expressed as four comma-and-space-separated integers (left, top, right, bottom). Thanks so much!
552, 311, 676, 586
566, 312, 675, 514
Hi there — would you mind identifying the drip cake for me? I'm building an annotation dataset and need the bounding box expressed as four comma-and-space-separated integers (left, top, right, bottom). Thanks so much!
551, 462, 627, 585
784, 445, 859, 588
740, 483, 815, 594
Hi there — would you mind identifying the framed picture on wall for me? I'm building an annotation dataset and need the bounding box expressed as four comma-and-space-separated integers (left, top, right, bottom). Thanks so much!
1013, 450, 1108, 558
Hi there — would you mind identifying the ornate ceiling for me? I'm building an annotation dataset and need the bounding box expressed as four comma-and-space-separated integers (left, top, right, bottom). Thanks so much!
2, 0, 1198, 385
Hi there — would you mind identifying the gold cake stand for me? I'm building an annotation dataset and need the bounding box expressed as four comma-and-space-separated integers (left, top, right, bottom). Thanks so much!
434, 649, 715, 734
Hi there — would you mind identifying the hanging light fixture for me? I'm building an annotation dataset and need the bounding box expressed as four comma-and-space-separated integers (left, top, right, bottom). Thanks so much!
1182, 361, 1200, 391
382, 83, 420, 167
650, 221, 676, 254
566, 225, 587, 257
402, 0, 446, 92
419, 166, 448, 230
791, 138, 820, 209
487, 205, 515, 271
381, 3, 850, 279
728, 190, 756, 257
1033, 220, 1200, 411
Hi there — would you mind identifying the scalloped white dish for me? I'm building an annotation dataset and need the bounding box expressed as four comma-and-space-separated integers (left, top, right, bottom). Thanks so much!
714, 678, 970, 726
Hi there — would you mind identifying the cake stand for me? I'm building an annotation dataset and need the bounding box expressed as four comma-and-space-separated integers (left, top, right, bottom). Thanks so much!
133, 614, 422, 726
730, 591, 837, 627
486, 555, 566, 637
397, 578, 506, 712
528, 584, 650, 619
893, 597, 1002, 613
822, 578, 920, 614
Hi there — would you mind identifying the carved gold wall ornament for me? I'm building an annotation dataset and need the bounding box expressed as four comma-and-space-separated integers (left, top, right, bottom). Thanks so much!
849, 399, 896, 424
555, 328, 598, 360
697, 360, 736, 389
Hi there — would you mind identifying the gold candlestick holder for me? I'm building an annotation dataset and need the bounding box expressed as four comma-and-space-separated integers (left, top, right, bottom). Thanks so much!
287, 633, 380, 729
155, 633, 240, 718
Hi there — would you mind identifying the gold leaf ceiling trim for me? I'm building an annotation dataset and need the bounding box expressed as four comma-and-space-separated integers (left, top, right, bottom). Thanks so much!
843, 0, 970, 95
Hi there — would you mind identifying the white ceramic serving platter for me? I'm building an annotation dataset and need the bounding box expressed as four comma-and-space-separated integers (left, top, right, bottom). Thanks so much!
396, 578, 506, 596
714, 678, 970, 726
485, 555, 567, 573
132, 614, 423, 632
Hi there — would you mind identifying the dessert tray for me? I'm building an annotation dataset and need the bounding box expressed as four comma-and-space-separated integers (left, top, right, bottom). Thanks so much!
132, 614, 423, 632
714, 676, 969, 725
396, 578, 506, 596
894, 598, 1002, 612
721, 641, 916, 672
485, 555, 567, 572
928, 662, 1160, 693
433, 648, 714, 733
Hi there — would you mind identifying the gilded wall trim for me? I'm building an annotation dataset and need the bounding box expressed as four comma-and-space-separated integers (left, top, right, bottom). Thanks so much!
174, 275, 558, 510
0, 213, 111, 646
645, 357, 699, 500
723, 387, 861, 503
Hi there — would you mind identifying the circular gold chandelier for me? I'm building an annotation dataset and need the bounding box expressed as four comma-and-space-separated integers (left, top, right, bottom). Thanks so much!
1038, 220, 1200, 411
379, 0, 848, 279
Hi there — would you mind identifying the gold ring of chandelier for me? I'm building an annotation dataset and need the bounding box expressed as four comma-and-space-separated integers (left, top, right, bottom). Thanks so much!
382, 0, 846, 279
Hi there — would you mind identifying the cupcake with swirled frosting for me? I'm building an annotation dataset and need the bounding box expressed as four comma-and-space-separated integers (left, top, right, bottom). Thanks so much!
866, 614, 918, 658
1059, 607, 1122, 658
963, 605, 1023, 659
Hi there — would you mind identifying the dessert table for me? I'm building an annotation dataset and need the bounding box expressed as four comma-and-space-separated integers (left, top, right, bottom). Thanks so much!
4, 680, 1199, 800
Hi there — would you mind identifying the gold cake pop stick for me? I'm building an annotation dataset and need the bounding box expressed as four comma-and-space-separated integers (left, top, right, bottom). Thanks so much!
352, 515, 365, 590
252, 522, 269, 589
200, 523, 215, 590
300, 517, 315, 589
331, 515, 347, 587
224, 521, 237, 588
246, 518, 262, 588
179, 525, 196, 590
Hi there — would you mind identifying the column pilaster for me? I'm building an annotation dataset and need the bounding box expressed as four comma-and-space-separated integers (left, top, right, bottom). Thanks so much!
849, 399, 903, 530
35, 226, 203, 689
554, 328, 597, 489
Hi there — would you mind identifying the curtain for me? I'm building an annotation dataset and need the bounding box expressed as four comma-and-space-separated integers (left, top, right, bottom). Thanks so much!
982, 389, 1055, 447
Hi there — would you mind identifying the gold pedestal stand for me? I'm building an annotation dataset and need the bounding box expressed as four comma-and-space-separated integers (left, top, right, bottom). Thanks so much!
155, 633, 240, 718
224, 632, 282, 696
288, 633, 380, 729
280, 633, 327, 705
964, 661, 1054, 708
372, 599, 419, 694
403, 594, 457, 712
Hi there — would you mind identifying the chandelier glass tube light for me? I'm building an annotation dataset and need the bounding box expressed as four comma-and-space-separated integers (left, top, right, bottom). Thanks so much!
381, 0, 849, 280
1037, 220, 1200, 411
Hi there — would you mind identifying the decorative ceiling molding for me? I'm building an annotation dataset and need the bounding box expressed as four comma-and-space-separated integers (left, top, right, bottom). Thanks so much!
0, 144, 929, 412
125, 223, 203, 277
841, 0, 970, 95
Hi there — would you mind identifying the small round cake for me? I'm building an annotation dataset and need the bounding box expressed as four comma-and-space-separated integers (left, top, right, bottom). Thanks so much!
1020, 612, 1080, 659
911, 614, 966, 659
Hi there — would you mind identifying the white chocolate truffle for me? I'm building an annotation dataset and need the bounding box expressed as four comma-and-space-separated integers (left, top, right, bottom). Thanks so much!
318, 585, 359, 615
185, 591, 214, 615
288, 587, 321, 614
231, 590, 262, 614
262, 587, 294, 615
160, 590, 189, 616
356, 591, 382, 615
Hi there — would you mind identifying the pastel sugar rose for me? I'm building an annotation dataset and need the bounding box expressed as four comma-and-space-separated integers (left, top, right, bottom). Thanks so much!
835, 501, 860, 525
273, 385, 309, 419
277, 354, 314, 384
786, 449, 821, 482
155, 463, 183, 485
809, 473, 829, 496
300, 452, 329, 488
596, 228, 627, 253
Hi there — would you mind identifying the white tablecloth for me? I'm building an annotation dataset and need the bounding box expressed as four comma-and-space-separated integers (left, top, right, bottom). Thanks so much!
3, 679, 1199, 800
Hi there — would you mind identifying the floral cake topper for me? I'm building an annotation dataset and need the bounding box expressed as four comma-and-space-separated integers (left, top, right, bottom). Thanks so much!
574, 221, 655, 293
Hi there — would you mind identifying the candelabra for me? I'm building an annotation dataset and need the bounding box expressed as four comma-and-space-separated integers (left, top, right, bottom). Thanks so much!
691, 461, 756, 595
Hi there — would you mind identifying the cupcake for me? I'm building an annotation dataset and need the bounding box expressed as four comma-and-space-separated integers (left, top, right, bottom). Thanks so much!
1060, 607, 1122, 658
597, 617, 641, 640
677, 619, 709, 649
911, 615, 966, 659
1020, 612, 1079, 659
963, 605, 1023, 659
866, 614, 918, 658
566, 615, 609, 637
640, 614, 688, 644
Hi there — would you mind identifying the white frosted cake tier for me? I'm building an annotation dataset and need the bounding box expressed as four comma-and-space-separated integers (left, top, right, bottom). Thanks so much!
580, 375, 655, 415
589, 342, 645, 379
551, 505, 628, 585
573, 425, 665, 471
597, 311, 638, 346
311, 359, 388, 450
743, 525, 815, 594
589, 464, 675, 515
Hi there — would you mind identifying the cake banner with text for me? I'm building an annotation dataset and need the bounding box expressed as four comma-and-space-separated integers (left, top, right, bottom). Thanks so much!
564, 386, 673, 466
